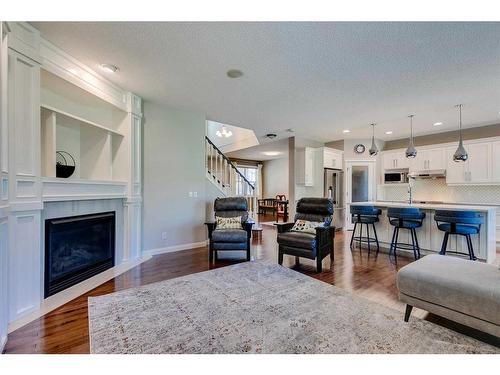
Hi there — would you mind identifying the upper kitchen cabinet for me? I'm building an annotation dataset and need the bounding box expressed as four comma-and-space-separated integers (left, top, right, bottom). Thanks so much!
297, 147, 315, 186
382, 150, 409, 170
492, 141, 500, 182
446, 141, 492, 184
323, 147, 343, 169
409, 148, 445, 172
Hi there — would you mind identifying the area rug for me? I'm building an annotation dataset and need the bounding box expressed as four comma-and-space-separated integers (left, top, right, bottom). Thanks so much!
88, 260, 499, 353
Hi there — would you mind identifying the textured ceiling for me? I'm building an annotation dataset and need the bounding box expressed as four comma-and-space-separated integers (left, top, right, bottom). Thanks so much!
31, 22, 500, 142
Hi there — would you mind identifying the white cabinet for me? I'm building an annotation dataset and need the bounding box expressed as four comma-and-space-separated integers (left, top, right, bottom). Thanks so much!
323, 147, 343, 169
297, 147, 315, 186
493, 141, 500, 182
410, 148, 445, 171
446, 142, 491, 184
382, 151, 409, 170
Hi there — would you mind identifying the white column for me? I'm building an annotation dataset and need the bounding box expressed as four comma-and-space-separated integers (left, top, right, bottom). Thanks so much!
123, 94, 143, 261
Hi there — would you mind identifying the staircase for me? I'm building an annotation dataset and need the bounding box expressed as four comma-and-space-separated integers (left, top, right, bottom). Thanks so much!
205, 136, 258, 218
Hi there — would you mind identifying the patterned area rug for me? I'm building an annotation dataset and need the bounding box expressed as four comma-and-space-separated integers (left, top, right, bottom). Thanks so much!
88, 260, 499, 353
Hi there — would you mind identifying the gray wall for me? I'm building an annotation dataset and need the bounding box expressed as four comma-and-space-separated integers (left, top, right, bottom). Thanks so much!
262, 157, 289, 198
383, 123, 500, 150
143, 101, 207, 251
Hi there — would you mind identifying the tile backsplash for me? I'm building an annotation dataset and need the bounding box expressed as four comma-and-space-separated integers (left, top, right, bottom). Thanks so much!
379, 178, 500, 206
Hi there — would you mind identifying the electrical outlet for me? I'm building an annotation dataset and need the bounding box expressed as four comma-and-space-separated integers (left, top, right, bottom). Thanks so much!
188, 191, 193, 197
193, 191, 198, 197
161, 231, 167, 240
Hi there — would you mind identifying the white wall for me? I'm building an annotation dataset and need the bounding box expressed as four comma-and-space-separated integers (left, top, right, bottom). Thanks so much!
263, 157, 289, 198
143, 102, 207, 251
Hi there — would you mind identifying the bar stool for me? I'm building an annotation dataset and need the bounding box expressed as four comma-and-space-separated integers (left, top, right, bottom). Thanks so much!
387, 207, 426, 262
434, 210, 483, 261
350, 205, 382, 255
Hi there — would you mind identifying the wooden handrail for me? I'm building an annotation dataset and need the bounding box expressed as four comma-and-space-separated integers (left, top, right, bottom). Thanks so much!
205, 136, 255, 191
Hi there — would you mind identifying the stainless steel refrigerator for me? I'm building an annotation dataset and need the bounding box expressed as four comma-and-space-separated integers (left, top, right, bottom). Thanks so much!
324, 168, 345, 230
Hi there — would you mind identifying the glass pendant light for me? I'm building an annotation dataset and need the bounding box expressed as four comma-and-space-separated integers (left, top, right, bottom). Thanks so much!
453, 104, 468, 162
405, 114, 417, 158
369, 123, 378, 156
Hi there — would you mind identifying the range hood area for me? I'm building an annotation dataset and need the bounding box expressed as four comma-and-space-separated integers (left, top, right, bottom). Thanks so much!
408, 169, 446, 179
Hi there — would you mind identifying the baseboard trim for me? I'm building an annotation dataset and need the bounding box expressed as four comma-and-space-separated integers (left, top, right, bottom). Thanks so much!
7, 255, 151, 334
144, 241, 208, 257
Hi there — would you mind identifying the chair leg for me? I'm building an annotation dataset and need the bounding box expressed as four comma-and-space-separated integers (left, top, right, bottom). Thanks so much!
389, 226, 397, 257
439, 232, 449, 255
413, 228, 421, 259
350, 222, 357, 249
359, 222, 363, 251
393, 227, 400, 263
466, 235, 477, 261
404, 304, 413, 322
278, 249, 283, 265
246, 247, 251, 261
330, 237, 335, 262
372, 223, 380, 254
295, 256, 300, 266
316, 257, 322, 273
410, 228, 417, 261
366, 223, 371, 255
209, 244, 213, 263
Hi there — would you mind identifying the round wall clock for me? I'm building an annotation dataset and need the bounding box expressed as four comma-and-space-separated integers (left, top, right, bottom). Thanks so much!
354, 144, 366, 154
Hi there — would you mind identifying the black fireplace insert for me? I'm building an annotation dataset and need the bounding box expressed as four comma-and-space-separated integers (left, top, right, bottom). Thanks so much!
44, 211, 115, 297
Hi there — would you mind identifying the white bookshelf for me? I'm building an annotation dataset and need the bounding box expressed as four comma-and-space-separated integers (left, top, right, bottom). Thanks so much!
40, 69, 127, 183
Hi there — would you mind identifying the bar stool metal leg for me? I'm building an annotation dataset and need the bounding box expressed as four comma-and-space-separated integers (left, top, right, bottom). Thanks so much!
372, 223, 380, 254
466, 234, 477, 261
413, 228, 421, 259
439, 232, 449, 255
366, 223, 371, 255
350, 222, 357, 249
359, 223, 363, 251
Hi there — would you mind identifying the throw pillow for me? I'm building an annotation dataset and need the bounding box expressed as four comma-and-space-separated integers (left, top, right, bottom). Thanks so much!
291, 219, 325, 234
216, 216, 242, 229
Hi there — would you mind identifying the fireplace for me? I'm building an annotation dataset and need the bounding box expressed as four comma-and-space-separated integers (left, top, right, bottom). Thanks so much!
44, 212, 115, 297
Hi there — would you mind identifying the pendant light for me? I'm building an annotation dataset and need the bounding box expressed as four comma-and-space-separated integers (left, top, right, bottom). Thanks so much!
453, 104, 468, 162
405, 114, 417, 158
369, 123, 378, 156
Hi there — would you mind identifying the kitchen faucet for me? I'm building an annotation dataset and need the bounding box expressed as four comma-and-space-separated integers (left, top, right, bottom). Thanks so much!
407, 183, 413, 205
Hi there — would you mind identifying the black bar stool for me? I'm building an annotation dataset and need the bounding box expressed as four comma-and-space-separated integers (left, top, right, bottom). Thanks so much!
387, 207, 426, 262
434, 210, 483, 261
350, 205, 382, 255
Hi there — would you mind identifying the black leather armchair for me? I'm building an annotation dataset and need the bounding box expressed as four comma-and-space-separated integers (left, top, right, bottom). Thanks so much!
276, 198, 334, 272
205, 197, 253, 263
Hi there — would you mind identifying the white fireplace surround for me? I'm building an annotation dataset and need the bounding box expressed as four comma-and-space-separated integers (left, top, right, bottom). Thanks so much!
0, 22, 144, 346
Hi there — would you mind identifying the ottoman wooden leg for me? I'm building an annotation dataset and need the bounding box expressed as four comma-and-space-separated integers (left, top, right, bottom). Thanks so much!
404, 304, 413, 322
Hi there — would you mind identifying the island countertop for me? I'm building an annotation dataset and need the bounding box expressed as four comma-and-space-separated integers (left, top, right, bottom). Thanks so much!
356, 201, 498, 213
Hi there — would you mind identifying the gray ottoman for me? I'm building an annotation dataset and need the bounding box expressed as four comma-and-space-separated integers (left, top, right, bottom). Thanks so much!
397, 254, 500, 338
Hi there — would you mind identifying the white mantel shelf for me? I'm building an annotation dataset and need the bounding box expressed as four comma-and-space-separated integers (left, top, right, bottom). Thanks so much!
42, 177, 128, 202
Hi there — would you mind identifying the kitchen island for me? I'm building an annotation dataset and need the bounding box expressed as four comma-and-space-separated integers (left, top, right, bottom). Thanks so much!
352, 201, 497, 264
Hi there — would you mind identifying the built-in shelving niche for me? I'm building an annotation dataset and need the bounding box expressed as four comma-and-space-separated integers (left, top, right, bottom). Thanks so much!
40, 69, 128, 183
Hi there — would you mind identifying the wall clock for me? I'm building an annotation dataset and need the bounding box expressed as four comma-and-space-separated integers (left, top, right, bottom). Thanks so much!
354, 144, 366, 154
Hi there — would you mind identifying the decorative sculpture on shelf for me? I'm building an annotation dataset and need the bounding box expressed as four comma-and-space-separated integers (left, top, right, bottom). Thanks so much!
56, 151, 76, 178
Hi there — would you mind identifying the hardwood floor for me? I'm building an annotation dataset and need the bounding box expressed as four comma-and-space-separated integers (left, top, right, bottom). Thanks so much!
4, 216, 499, 353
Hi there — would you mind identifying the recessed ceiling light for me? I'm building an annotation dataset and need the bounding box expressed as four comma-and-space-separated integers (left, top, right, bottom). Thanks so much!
343, 129, 350, 133
226, 69, 243, 78
263, 151, 281, 156
100, 63, 119, 73
433, 122, 443, 126
385, 131, 393, 135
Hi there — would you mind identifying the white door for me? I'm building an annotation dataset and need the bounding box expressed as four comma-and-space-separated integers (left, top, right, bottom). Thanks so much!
345, 160, 376, 230
426, 149, 445, 170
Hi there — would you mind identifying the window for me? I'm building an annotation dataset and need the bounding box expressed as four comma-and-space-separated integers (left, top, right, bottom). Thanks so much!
236, 166, 258, 196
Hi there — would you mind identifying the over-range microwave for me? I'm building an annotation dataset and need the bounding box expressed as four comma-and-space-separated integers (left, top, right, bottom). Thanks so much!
384, 171, 409, 184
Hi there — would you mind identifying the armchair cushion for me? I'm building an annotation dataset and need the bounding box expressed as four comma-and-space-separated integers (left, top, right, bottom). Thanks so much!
277, 231, 317, 251
215, 216, 242, 229
291, 219, 325, 234
211, 229, 247, 243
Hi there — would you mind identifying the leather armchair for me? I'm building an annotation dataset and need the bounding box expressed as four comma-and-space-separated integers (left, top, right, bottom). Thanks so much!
205, 197, 253, 263
277, 198, 335, 272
